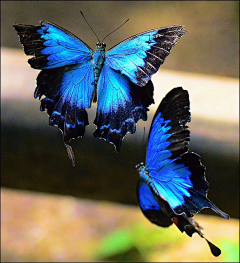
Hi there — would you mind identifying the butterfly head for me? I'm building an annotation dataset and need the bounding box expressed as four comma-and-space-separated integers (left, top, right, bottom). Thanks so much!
96, 42, 106, 50
135, 162, 145, 171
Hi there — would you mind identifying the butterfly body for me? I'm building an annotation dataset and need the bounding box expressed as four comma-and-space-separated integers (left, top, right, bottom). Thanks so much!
92, 43, 106, 89
136, 87, 229, 257
137, 163, 170, 204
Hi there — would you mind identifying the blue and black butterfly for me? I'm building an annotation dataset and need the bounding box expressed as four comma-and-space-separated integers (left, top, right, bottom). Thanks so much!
136, 87, 229, 257
13, 18, 186, 165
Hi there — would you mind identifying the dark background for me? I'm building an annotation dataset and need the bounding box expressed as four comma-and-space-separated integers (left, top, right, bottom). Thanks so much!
1, 1, 239, 218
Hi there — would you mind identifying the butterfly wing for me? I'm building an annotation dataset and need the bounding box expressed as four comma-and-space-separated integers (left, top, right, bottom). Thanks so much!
94, 63, 154, 151
94, 25, 185, 150
137, 180, 172, 227
138, 179, 222, 257
13, 21, 92, 69
172, 214, 221, 257
146, 87, 229, 219
106, 26, 186, 87
14, 22, 95, 165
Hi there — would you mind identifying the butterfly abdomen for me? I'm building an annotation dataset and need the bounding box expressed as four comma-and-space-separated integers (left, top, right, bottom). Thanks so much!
93, 49, 105, 85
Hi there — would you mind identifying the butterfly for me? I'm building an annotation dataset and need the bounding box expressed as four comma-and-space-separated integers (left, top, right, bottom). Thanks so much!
135, 87, 229, 257
13, 18, 186, 166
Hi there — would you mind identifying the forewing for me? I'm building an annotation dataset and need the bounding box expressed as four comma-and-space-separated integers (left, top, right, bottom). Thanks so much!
146, 87, 190, 167
93, 63, 154, 151
137, 180, 172, 227
146, 87, 229, 219
13, 21, 92, 69
106, 26, 186, 86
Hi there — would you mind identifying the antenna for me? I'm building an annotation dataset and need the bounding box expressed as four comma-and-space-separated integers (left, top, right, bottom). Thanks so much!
101, 18, 129, 42
141, 126, 146, 150
80, 11, 100, 42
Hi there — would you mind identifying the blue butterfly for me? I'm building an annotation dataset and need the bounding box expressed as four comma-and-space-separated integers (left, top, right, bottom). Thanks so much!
136, 87, 229, 257
13, 20, 186, 165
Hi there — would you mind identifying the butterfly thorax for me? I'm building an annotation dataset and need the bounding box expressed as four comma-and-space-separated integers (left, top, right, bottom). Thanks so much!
136, 163, 160, 197
136, 162, 151, 183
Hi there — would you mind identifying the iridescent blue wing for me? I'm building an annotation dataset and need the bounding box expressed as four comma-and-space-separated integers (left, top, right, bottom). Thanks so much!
36, 62, 95, 165
94, 63, 154, 151
106, 26, 186, 87
146, 87, 229, 219
14, 22, 94, 165
13, 21, 92, 69
137, 180, 172, 227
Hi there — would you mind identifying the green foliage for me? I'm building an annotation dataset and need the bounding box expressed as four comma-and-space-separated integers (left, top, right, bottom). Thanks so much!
95, 222, 184, 261
218, 239, 239, 262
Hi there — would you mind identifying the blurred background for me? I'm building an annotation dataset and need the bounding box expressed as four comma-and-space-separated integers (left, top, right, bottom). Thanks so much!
1, 1, 239, 262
